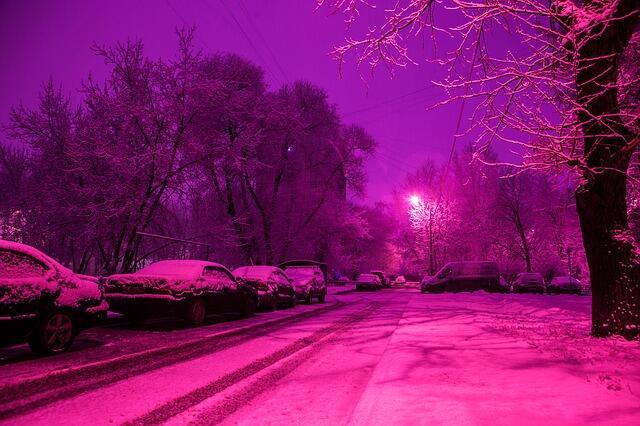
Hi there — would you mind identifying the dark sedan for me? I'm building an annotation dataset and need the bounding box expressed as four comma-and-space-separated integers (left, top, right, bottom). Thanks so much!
104, 260, 258, 326
233, 265, 296, 310
512, 272, 545, 294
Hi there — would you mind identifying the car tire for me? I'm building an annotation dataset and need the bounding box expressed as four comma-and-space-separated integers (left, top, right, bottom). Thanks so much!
184, 297, 207, 326
29, 311, 76, 355
318, 292, 326, 303
305, 292, 312, 304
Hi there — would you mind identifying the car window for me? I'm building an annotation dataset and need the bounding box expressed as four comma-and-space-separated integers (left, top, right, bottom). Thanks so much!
0, 249, 48, 278
203, 267, 234, 283
275, 272, 290, 285
436, 267, 452, 279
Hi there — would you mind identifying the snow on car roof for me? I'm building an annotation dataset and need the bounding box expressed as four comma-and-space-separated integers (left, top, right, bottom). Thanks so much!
233, 265, 283, 280
145, 259, 225, 268
136, 260, 227, 277
0, 239, 61, 271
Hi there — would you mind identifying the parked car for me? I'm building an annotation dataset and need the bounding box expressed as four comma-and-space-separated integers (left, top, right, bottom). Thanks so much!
547, 276, 582, 294
333, 275, 352, 285
512, 272, 545, 294
371, 270, 391, 288
0, 240, 108, 354
420, 275, 434, 287
356, 274, 382, 291
393, 275, 407, 285
278, 260, 327, 303
104, 260, 258, 326
233, 265, 296, 310
499, 276, 511, 293
421, 261, 503, 293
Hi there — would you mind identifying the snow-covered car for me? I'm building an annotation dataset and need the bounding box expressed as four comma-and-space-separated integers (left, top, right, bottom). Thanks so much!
371, 270, 391, 288
547, 276, 582, 295
512, 272, 545, 294
279, 260, 327, 304
0, 240, 108, 354
232, 265, 296, 310
103, 260, 258, 326
421, 262, 503, 293
393, 275, 407, 285
356, 274, 382, 291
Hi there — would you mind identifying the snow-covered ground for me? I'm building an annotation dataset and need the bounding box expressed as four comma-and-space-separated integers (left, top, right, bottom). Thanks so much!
1, 289, 638, 425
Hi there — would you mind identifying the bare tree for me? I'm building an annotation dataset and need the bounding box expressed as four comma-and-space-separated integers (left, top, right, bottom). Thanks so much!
319, 0, 640, 338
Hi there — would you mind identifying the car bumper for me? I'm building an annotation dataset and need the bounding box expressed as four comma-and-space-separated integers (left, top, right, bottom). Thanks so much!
356, 283, 380, 290
106, 292, 186, 313
547, 286, 581, 294
513, 285, 544, 294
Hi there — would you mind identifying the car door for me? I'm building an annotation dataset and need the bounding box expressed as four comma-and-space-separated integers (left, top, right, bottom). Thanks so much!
218, 268, 243, 312
201, 266, 227, 313
273, 272, 291, 300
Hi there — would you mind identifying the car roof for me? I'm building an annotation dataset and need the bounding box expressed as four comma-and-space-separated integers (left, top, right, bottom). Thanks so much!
148, 260, 227, 269
0, 239, 60, 270
232, 265, 284, 279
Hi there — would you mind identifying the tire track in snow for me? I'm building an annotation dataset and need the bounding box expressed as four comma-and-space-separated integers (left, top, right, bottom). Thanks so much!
0, 301, 348, 420
126, 302, 382, 425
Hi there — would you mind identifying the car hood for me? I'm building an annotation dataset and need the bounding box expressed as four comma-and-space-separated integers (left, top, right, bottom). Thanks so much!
1, 270, 102, 309
290, 278, 313, 288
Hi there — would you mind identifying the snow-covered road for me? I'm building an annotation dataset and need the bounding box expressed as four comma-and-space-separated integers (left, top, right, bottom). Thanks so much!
1, 289, 639, 425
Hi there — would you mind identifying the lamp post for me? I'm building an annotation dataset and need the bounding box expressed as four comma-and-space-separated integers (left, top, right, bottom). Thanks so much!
408, 194, 437, 275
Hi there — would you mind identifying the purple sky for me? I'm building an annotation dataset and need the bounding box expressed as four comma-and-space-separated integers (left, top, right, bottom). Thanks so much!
0, 0, 466, 203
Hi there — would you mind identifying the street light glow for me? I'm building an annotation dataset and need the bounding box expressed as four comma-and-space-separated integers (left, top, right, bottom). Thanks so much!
409, 194, 422, 206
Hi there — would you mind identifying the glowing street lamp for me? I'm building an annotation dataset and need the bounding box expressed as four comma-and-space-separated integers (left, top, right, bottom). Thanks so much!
409, 194, 422, 207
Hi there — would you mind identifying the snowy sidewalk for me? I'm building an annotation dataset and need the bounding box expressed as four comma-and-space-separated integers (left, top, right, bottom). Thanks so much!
348, 292, 640, 426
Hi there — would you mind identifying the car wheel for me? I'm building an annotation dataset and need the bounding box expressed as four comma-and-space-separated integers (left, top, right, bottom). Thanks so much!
29, 311, 76, 355
184, 297, 207, 326
318, 291, 326, 303
305, 291, 312, 304
125, 311, 146, 326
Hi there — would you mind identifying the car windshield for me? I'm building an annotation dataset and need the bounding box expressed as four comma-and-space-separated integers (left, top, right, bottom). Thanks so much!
518, 273, 542, 282
285, 267, 317, 281
136, 261, 204, 278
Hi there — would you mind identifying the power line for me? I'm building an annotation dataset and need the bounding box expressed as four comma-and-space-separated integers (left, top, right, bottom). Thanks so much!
342, 85, 439, 117
237, 0, 288, 82
209, 0, 282, 86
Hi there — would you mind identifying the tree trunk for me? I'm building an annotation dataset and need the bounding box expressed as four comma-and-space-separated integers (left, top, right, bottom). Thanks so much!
573, 0, 640, 338
576, 168, 640, 339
